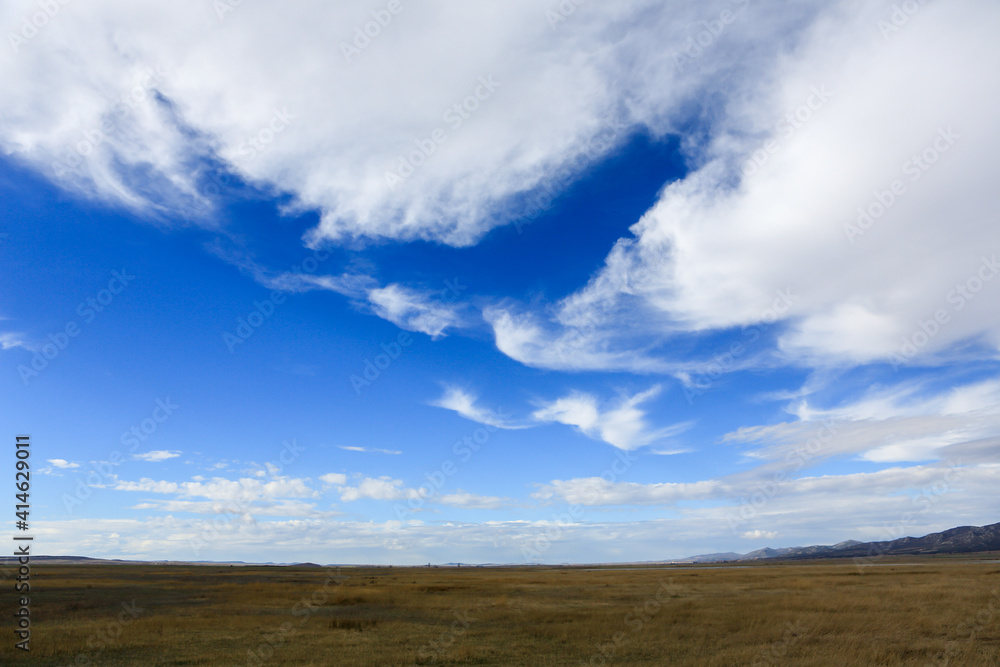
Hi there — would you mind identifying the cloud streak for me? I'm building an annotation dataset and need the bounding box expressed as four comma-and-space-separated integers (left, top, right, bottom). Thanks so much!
532, 386, 689, 451
133, 450, 181, 462
430, 387, 523, 429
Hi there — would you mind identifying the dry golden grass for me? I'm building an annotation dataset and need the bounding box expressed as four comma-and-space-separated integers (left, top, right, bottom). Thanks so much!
2, 555, 999, 665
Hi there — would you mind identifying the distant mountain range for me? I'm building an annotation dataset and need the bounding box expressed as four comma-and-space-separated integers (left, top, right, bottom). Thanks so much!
679, 521, 1000, 563
3, 522, 997, 568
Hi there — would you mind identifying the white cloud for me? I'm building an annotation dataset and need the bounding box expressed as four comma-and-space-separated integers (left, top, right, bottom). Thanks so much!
430, 387, 522, 429
534, 477, 721, 506
116, 478, 180, 494
533, 376, 1000, 511
330, 474, 505, 509
337, 446, 402, 455
532, 461, 998, 518
485, 307, 675, 373
0, 0, 818, 245
26, 460, 1000, 564
48, 459, 80, 469
532, 385, 687, 450
319, 473, 348, 486
129, 499, 323, 518
7, 1, 992, 371
484, 0, 1000, 372
5, 0, 1000, 568
439, 491, 506, 510
0, 332, 29, 351
214, 249, 465, 338
534, 394, 600, 434
338, 476, 417, 503
366, 284, 460, 338
206, 247, 464, 338
115, 475, 319, 502
133, 450, 181, 462
741, 530, 778, 540
861, 433, 971, 464
727, 376, 1000, 465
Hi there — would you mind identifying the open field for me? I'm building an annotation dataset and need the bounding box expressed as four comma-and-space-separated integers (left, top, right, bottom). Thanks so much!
3, 555, 1000, 666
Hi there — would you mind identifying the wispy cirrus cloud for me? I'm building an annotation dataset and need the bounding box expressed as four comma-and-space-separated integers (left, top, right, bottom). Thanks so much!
532, 385, 690, 451
729, 377, 1000, 465
0, 332, 29, 351
133, 450, 182, 462
207, 243, 465, 338
430, 386, 523, 429
338, 446, 403, 455
431, 385, 690, 451
533, 477, 721, 506
367, 284, 462, 338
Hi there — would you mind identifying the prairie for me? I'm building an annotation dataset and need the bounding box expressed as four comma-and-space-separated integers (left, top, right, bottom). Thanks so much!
3, 555, 999, 666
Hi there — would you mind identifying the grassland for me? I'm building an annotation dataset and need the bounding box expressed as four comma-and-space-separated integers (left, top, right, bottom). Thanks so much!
3, 555, 999, 666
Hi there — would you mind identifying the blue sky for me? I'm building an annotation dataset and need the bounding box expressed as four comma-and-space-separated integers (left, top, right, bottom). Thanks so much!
2, 0, 999, 564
